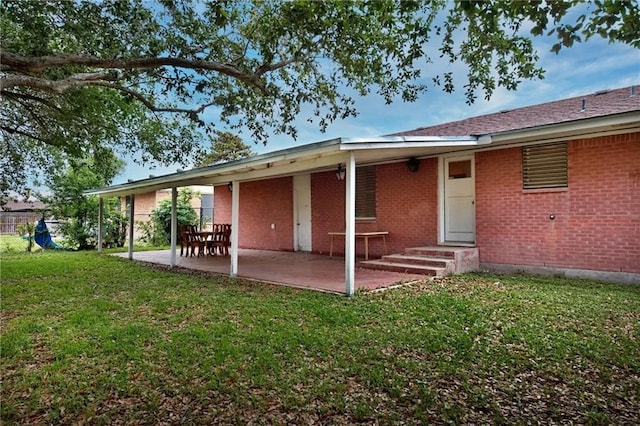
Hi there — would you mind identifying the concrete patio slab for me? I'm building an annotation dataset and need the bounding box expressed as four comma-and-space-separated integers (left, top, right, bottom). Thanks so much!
113, 249, 426, 294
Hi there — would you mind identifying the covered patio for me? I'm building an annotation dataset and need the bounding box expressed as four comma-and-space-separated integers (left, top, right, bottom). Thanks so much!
90, 135, 492, 296
113, 249, 426, 294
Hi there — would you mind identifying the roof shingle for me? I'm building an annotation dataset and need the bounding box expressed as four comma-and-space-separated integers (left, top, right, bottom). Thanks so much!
1, 199, 48, 212
392, 86, 640, 137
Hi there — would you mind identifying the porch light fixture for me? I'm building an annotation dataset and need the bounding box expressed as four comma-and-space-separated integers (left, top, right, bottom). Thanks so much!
335, 164, 346, 181
227, 181, 233, 192
407, 157, 420, 172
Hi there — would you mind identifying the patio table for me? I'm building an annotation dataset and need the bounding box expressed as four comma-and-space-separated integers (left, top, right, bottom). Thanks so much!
328, 231, 388, 260
192, 231, 218, 255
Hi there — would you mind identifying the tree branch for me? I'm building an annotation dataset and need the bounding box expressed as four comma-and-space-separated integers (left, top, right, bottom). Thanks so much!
12, 97, 51, 130
1, 90, 61, 111
1, 73, 217, 118
1, 51, 269, 94
88, 81, 216, 115
1, 125, 50, 144
1, 72, 119, 93
255, 55, 303, 77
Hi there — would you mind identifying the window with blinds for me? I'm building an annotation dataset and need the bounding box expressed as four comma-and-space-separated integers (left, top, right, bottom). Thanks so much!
522, 142, 568, 189
356, 165, 376, 218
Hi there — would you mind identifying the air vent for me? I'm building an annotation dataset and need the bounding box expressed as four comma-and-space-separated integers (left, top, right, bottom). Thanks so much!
523, 142, 568, 189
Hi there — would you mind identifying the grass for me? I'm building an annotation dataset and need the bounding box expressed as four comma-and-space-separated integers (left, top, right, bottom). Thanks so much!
0, 235, 37, 254
1, 250, 639, 424
0, 234, 167, 254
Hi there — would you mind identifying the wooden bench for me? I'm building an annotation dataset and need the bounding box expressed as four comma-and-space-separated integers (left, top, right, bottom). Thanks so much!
328, 231, 388, 260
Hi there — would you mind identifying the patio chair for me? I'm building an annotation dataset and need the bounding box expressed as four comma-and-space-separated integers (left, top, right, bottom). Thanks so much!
178, 225, 189, 256
183, 224, 206, 257
191, 224, 208, 257
209, 223, 231, 256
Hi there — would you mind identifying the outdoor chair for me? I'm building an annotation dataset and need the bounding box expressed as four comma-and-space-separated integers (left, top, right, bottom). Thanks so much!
208, 223, 231, 256
190, 224, 208, 257
182, 224, 206, 257
178, 225, 189, 256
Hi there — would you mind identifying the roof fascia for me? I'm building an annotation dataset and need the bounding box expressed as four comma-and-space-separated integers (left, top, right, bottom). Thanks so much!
222, 151, 351, 184
86, 136, 497, 197
339, 135, 490, 150
86, 111, 638, 198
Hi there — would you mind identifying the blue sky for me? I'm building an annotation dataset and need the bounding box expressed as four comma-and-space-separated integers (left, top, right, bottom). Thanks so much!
118, 30, 640, 184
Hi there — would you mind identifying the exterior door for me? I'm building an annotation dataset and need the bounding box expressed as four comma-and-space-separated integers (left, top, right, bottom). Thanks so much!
443, 155, 475, 243
293, 174, 312, 251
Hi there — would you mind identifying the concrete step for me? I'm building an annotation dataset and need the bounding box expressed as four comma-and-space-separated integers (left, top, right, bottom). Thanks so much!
405, 246, 463, 258
379, 254, 453, 269
360, 259, 447, 276
360, 246, 479, 276
404, 246, 479, 274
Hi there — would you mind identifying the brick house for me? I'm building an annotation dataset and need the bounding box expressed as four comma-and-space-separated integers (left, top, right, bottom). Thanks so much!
212, 87, 639, 285
90, 86, 640, 291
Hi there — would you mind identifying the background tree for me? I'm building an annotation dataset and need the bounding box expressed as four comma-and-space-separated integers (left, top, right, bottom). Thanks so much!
42, 149, 127, 250
196, 131, 255, 167
2, 0, 638, 197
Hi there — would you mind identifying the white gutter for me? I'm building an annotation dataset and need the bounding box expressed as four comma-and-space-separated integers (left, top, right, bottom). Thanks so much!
85, 141, 344, 197
340, 135, 491, 150
87, 111, 637, 198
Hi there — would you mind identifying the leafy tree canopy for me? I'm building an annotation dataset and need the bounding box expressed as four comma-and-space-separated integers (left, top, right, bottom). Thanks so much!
196, 131, 255, 167
1, 0, 638, 197
40, 148, 127, 250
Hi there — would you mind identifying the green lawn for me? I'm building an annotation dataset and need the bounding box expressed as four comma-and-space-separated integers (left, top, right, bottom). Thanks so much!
1, 251, 638, 424
0, 235, 39, 254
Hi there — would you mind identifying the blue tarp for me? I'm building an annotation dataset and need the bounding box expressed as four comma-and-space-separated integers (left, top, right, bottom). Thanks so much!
34, 218, 60, 249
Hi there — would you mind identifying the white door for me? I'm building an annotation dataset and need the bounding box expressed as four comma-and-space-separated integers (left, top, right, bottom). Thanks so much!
293, 174, 312, 251
444, 156, 475, 243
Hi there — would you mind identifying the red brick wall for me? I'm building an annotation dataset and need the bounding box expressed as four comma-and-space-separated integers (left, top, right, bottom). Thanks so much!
476, 133, 640, 273
119, 192, 162, 240
121, 192, 155, 221
213, 133, 638, 274
125, 190, 197, 222
311, 171, 345, 254
214, 178, 294, 250
311, 159, 439, 258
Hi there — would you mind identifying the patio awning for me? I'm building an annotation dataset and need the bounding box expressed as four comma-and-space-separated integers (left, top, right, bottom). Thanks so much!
85, 135, 491, 198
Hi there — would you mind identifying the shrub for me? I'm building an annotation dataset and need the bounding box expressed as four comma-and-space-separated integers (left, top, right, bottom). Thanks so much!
135, 220, 168, 246
150, 189, 199, 244
15, 222, 36, 252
